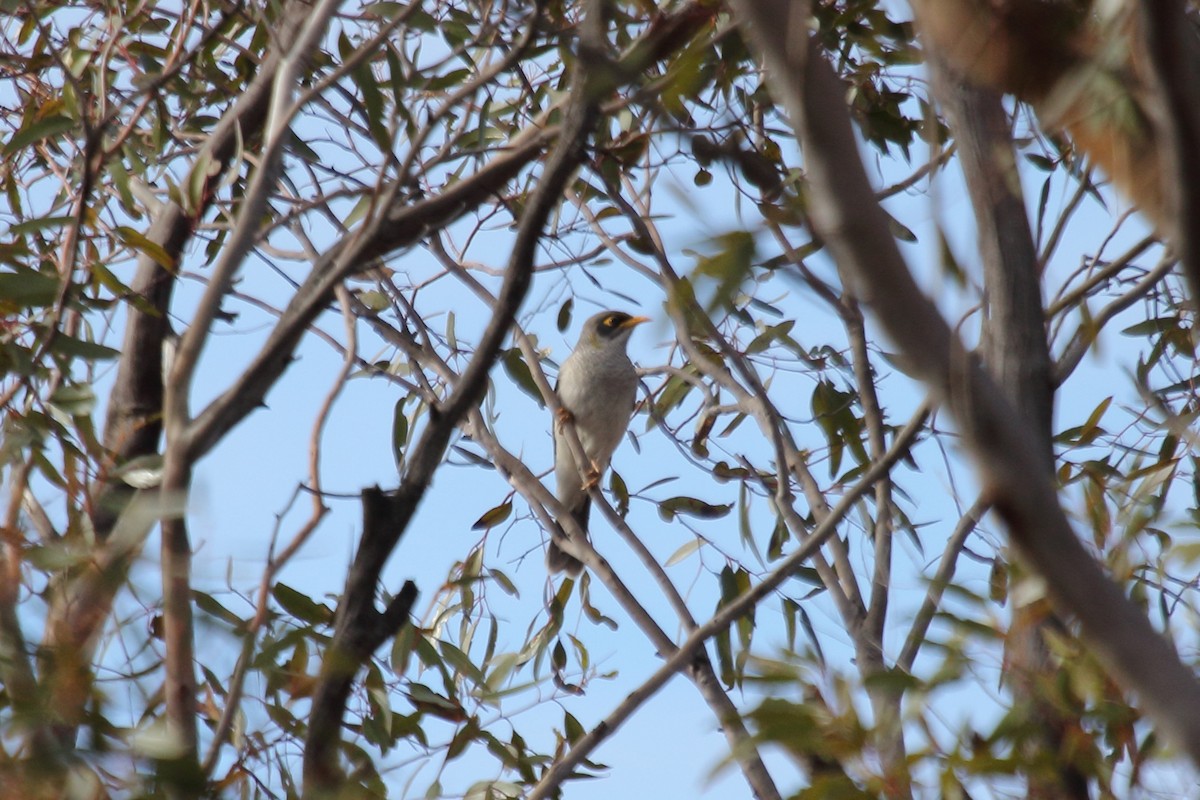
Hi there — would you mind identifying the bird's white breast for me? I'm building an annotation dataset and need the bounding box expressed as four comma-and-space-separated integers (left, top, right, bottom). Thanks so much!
556, 346, 637, 465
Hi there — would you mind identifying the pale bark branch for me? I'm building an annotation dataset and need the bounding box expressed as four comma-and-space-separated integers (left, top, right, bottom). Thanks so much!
732, 0, 1200, 765
931, 63, 1087, 800
525, 397, 929, 799
598, 169, 867, 624
898, 498, 987, 673
302, 0, 608, 786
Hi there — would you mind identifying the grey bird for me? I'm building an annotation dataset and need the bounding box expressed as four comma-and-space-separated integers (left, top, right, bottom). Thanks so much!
547, 310, 649, 575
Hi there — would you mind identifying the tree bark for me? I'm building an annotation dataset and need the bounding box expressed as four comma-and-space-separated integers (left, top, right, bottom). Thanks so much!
732, 0, 1200, 767
932, 63, 1088, 800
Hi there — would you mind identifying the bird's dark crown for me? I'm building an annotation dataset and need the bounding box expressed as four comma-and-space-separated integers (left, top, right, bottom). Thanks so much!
590, 311, 648, 339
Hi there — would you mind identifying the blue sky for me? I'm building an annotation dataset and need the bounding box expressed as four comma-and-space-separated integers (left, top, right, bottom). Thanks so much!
8, 7, 1193, 795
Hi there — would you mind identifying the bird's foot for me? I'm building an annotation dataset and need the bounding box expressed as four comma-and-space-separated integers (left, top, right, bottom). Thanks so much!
556, 407, 574, 427
583, 462, 602, 489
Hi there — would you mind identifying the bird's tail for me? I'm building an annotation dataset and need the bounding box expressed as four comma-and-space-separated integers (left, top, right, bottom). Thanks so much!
546, 497, 590, 575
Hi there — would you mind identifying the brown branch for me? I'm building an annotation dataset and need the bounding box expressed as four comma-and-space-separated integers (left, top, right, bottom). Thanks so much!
1138, 0, 1200, 301
38, 0, 330, 759
843, 297, 907, 788
302, 0, 607, 788
898, 498, 988, 673
525, 395, 929, 799
155, 0, 348, 769
301, 487, 419, 795
931, 62, 1087, 800
732, 0, 1200, 765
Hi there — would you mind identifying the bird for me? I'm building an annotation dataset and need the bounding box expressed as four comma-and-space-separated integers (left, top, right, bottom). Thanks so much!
546, 310, 649, 575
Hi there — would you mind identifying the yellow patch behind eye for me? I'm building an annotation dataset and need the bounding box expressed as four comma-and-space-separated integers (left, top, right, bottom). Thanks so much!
604, 315, 618, 327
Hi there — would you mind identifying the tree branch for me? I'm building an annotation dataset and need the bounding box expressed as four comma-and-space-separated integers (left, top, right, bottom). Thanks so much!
525, 398, 929, 798
301, 0, 609, 787
930, 62, 1089, 800
1138, 0, 1200, 300
732, 0, 1200, 765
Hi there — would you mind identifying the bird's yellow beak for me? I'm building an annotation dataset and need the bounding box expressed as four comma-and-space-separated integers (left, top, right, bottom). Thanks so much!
619, 315, 651, 329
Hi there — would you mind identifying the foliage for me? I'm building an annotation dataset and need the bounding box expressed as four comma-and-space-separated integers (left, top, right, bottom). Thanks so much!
0, 0, 1197, 798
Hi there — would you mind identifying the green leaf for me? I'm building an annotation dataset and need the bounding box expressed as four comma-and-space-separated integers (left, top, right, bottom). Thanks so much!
352, 57, 390, 151
446, 717, 480, 761
8, 215, 74, 236
1121, 317, 1179, 337
391, 623, 416, 676
343, 193, 373, 230
471, 500, 512, 530
609, 469, 629, 516
502, 348, 544, 406
484, 652, 518, 692
193, 590, 247, 630
358, 289, 389, 311
48, 384, 95, 416
693, 230, 755, 311
863, 667, 921, 693
0, 269, 59, 306
439, 640, 487, 686
115, 226, 174, 269
4, 114, 75, 154
186, 148, 219, 213
51, 333, 120, 361
657, 496, 732, 521
392, 397, 408, 469
653, 372, 694, 418
989, 557, 1008, 605
405, 682, 466, 721
782, 565, 820, 587
715, 565, 737, 688
563, 710, 585, 744
737, 482, 763, 567
26, 542, 91, 570
556, 297, 573, 332
273, 582, 333, 626
664, 537, 702, 566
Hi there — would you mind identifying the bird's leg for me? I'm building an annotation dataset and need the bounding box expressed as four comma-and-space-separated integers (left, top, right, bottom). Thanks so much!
557, 406, 601, 486
581, 467, 601, 490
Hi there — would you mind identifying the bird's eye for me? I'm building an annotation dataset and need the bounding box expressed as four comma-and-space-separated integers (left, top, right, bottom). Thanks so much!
603, 315, 618, 327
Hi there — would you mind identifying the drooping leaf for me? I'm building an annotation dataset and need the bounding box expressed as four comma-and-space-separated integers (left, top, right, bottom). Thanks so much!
471, 500, 512, 530
657, 496, 732, 521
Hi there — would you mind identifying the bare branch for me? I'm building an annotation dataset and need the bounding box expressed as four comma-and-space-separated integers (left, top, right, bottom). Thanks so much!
303, 0, 608, 786
930, 64, 1088, 799
526, 397, 929, 799
898, 498, 987, 673
731, 0, 1200, 764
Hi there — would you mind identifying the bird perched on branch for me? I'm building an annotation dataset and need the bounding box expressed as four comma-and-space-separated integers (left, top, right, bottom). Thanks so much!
547, 310, 649, 575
